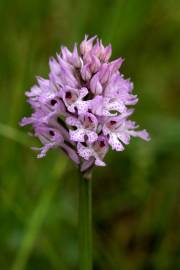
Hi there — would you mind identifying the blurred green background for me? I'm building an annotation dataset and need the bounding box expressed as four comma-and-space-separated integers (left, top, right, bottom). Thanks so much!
0, 0, 180, 269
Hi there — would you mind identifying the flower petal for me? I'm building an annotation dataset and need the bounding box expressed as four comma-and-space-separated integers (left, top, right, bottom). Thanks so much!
109, 133, 124, 151
69, 129, 85, 142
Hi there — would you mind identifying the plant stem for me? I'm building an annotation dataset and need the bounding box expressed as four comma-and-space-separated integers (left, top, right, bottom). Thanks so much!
79, 171, 92, 270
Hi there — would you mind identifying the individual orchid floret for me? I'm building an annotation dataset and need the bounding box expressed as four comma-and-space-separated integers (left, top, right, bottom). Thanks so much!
101, 44, 112, 62
80, 64, 92, 81
103, 115, 150, 151
32, 124, 64, 158
80, 35, 97, 55
77, 135, 109, 167
61, 87, 89, 114
20, 35, 150, 173
90, 74, 103, 95
71, 44, 82, 68
104, 73, 138, 106
60, 44, 82, 68
90, 95, 126, 116
66, 113, 98, 143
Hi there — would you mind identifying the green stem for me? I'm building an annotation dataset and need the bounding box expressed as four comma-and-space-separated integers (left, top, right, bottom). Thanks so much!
79, 172, 92, 270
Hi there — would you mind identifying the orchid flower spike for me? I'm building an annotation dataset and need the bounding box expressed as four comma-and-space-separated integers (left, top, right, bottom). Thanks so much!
20, 35, 150, 173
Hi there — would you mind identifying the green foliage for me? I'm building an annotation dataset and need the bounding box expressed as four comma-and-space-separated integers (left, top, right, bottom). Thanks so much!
0, 0, 180, 269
